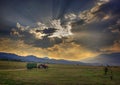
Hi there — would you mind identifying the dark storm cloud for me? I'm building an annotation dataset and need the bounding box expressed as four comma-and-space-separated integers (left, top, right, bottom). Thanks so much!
71, 0, 120, 51
11, 29, 63, 48
0, 0, 63, 48
0, 0, 53, 28
23, 36, 62, 48
0, 0, 120, 61
42, 28, 57, 35
95, 0, 120, 16
95, 0, 120, 39
96, 0, 120, 37
33, 37, 62, 48
0, 0, 120, 51
0, 0, 94, 37
29, 28, 62, 48
9, 22, 63, 48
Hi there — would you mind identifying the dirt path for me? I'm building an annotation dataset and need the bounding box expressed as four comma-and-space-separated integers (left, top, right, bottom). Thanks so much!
0, 69, 26, 71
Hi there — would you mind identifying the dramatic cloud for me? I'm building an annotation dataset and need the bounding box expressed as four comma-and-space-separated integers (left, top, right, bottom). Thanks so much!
0, 37, 99, 60
47, 42, 99, 60
109, 19, 120, 33
69, 0, 120, 52
10, 18, 75, 48
8, 0, 120, 52
100, 40, 120, 53
49, 19, 73, 38
0, 0, 120, 61
0, 37, 47, 57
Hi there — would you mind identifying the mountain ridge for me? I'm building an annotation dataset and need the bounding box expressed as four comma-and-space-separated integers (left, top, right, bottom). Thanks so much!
0, 52, 120, 66
0, 52, 86, 65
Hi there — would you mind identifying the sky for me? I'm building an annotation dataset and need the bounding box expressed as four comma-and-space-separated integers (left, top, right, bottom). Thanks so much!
0, 0, 120, 61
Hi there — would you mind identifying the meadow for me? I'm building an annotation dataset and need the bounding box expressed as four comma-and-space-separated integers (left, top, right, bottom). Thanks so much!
0, 61, 120, 85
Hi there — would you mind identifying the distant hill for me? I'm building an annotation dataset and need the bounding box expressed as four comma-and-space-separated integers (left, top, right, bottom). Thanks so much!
0, 52, 86, 65
0, 52, 23, 61
0, 52, 120, 66
82, 53, 120, 66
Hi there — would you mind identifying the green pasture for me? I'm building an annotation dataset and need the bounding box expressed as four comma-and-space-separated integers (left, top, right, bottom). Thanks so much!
0, 61, 120, 85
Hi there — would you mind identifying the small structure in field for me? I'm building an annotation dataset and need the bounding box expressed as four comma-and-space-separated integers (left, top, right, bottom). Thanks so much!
38, 64, 48, 69
26, 62, 37, 69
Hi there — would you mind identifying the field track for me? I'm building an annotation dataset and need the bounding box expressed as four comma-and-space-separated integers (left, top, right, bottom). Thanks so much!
0, 69, 26, 71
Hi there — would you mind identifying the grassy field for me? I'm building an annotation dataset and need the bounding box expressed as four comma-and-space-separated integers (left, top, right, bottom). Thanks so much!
0, 61, 120, 85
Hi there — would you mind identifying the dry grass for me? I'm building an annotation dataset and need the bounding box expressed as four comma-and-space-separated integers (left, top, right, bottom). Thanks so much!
0, 61, 120, 85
